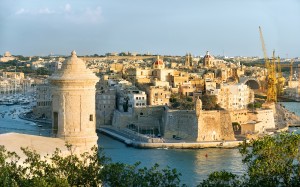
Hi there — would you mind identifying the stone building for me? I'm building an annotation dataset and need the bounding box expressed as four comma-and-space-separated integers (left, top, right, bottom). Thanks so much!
202, 51, 224, 68
116, 86, 147, 113
241, 109, 276, 134
32, 83, 52, 119
49, 51, 99, 152
0, 51, 15, 62
147, 86, 171, 106
185, 53, 193, 68
216, 83, 254, 110
96, 88, 116, 127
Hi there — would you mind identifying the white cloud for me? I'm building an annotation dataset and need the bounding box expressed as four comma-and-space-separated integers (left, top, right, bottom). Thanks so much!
65, 4, 71, 12
38, 8, 55, 14
15, 8, 29, 15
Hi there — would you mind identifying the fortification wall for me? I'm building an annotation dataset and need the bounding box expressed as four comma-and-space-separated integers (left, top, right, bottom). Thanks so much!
197, 110, 235, 141
163, 110, 198, 141
112, 106, 164, 129
230, 109, 248, 124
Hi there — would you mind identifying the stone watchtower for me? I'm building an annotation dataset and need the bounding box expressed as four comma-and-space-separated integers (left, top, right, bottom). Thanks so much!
49, 51, 99, 152
195, 97, 202, 118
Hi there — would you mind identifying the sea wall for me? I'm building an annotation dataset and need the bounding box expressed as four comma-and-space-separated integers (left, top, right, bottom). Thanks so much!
197, 110, 235, 141
163, 109, 198, 141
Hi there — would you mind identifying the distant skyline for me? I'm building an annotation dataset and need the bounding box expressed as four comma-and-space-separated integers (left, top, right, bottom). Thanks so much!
1, 0, 300, 57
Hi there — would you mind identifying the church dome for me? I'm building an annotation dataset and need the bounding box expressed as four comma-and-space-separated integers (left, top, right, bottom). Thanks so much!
204, 51, 214, 59
153, 56, 165, 69
4, 51, 12, 57
154, 59, 164, 65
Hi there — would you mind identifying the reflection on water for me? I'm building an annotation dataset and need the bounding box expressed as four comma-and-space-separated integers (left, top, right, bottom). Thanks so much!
98, 134, 246, 186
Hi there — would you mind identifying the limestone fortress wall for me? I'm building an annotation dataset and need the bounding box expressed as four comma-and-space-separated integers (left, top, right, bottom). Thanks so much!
112, 103, 236, 142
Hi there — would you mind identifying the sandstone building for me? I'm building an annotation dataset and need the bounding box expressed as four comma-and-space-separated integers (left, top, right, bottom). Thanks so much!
0, 51, 16, 62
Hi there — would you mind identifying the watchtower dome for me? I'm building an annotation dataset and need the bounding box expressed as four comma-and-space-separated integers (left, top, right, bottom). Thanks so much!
49, 51, 99, 152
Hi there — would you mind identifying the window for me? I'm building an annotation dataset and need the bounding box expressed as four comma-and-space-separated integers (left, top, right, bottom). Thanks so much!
53, 112, 58, 135
89, 114, 93, 121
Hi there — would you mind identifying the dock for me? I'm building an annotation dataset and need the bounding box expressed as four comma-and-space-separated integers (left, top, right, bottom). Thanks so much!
97, 127, 243, 149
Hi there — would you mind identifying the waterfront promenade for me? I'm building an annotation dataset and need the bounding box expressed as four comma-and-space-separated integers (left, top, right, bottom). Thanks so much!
98, 126, 243, 149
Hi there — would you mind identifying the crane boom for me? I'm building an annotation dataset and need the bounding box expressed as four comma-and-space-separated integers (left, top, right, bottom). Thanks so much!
259, 26, 270, 69
258, 26, 277, 102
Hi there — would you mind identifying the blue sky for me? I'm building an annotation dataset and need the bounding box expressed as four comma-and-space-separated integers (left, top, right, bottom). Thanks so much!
1, 0, 300, 57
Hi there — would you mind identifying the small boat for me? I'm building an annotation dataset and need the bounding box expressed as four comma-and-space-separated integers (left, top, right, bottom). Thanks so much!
38, 124, 43, 127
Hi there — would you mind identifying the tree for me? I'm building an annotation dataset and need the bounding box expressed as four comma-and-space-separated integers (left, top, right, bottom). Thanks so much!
36, 67, 51, 75
197, 171, 240, 187
201, 94, 219, 110
198, 133, 300, 187
169, 93, 195, 110
0, 144, 182, 186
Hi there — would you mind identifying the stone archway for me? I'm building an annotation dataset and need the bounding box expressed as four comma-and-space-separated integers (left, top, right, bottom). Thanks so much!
240, 77, 261, 90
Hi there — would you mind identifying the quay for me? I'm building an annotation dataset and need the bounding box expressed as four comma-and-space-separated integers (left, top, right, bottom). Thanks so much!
97, 127, 243, 149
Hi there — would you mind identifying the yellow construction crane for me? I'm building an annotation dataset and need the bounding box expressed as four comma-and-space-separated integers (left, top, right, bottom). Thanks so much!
276, 55, 285, 96
259, 26, 277, 102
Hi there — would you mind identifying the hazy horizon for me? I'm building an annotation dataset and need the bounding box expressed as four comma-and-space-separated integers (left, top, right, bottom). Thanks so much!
1, 0, 300, 58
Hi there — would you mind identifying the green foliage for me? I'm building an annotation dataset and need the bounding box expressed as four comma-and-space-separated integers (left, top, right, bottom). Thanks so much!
254, 94, 267, 99
199, 133, 300, 187
0, 144, 182, 186
169, 93, 194, 110
36, 67, 50, 75
201, 94, 220, 110
247, 102, 262, 109
186, 97, 193, 102
240, 133, 300, 186
197, 171, 240, 187
101, 162, 181, 187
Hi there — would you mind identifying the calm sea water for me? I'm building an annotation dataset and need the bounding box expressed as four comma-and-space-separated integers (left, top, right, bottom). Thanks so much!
98, 134, 244, 186
280, 102, 300, 116
1, 102, 299, 186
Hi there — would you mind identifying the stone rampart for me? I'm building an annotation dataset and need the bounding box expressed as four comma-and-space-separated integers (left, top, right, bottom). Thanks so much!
197, 110, 235, 141
163, 109, 198, 141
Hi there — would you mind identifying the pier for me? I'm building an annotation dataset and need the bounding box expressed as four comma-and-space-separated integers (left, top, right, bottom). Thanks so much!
97, 127, 243, 149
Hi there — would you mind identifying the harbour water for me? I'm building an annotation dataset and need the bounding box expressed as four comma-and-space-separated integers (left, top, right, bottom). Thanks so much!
280, 102, 300, 116
0, 102, 299, 186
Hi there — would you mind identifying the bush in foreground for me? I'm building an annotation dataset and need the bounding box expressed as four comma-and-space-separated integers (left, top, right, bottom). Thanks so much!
0, 144, 182, 187
198, 133, 300, 187
1, 133, 300, 186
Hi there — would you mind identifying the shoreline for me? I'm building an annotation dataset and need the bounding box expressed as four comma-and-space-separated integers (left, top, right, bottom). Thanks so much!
97, 127, 243, 149
18, 112, 52, 124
